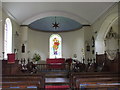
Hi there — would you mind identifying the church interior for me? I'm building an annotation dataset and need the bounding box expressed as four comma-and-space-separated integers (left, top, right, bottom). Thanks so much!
0, 1, 120, 90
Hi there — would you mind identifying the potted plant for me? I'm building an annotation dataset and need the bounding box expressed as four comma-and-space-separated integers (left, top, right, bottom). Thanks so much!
32, 53, 41, 64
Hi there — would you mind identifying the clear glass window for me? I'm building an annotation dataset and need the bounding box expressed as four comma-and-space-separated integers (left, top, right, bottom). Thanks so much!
4, 18, 12, 59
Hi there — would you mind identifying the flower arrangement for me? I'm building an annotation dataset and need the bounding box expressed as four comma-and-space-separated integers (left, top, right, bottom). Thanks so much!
33, 53, 41, 61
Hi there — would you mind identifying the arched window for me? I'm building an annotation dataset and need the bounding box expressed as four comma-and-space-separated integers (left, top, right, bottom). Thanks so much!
49, 34, 62, 58
4, 18, 12, 59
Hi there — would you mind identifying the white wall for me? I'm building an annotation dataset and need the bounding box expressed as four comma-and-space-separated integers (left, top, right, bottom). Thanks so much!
84, 26, 94, 63
0, 1, 2, 76
27, 29, 50, 61
1, 9, 20, 60
20, 26, 29, 60
1, 6, 92, 63
27, 27, 88, 62
0, 4, 2, 60
92, 3, 118, 54
60, 29, 85, 62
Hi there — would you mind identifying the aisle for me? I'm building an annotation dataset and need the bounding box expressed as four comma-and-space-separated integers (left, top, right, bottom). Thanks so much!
45, 70, 70, 90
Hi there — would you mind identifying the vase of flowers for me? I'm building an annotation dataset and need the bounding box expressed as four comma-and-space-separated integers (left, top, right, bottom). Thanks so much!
32, 53, 41, 64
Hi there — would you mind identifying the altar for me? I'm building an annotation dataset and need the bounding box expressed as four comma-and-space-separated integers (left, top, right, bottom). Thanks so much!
46, 58, 65, 69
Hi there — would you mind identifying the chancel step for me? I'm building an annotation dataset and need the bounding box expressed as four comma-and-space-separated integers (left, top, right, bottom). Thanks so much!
45, 73, 68, 78
45, 78, 69, 83
42, 70, 69, 73
45, 85, 70, 89
44, 70, 70, 89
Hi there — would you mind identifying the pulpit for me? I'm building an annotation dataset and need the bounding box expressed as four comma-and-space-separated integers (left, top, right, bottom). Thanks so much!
2, 53, 21, 74
7, 53, 15, 63
46, 58, 65, 69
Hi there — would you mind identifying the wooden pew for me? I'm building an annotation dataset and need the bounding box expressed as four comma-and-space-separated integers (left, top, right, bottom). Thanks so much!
70, 72, 120, 88
76, 77, 120, 88
2, 74, 45, 90
70, 72, 119, 78
2, 74, 45, 87
70, 72, 119, 85
2, 81, 40, 89
70, 72, 119, 80
72, 73, 120, 88
78, 80, 120, 90
2, 89, 37, 90
76, 77, 120, 89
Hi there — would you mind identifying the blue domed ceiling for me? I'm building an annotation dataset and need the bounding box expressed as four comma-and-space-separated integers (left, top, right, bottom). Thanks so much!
28, 16, 83, 32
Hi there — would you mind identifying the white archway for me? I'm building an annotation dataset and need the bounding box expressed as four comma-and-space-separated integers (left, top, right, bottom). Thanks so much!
95, 13, 118, 54
22, 11, 90, 25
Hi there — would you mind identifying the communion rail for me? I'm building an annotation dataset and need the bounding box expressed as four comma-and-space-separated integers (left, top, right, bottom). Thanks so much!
35, 63, 70, 72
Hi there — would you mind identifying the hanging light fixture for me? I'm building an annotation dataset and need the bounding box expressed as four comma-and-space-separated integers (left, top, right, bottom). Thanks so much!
52, 16, 59, 29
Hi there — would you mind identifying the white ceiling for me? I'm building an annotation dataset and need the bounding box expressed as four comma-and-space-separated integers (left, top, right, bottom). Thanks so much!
2, 2, 116, 25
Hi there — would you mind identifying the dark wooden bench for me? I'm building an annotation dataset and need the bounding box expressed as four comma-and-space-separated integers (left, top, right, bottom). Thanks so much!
70, 72, 120, 88
2, 74, 45, 90
2, 89, 37, 90
72, 73, 120, 88
76, 77, 120, 89
78, 80, 120, 90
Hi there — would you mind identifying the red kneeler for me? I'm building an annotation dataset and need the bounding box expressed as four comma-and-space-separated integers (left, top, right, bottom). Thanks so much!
46, 58, 65, 69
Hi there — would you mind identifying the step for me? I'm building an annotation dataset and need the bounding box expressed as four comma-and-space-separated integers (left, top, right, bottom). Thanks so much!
46, 75, 67, 78
45, 83, 69, 85
45, 82, 70, 85
45, 73, 68, 78
45, 78, 69, 84
40, 70, 69, 73
45, 85, 70, 89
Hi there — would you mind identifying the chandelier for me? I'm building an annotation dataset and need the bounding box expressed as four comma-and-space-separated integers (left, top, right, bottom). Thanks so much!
52, 16, 59, 29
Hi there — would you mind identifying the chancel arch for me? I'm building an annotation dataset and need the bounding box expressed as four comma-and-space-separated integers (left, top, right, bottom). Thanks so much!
95, 12, 118, 54
22, 11, 89, 25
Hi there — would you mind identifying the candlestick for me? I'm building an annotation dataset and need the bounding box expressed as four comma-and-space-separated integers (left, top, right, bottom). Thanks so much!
2, 52, 4, 60
83, 57, 85, 64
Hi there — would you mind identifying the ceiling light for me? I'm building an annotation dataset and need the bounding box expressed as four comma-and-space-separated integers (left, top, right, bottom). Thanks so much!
52, 16, 59, 29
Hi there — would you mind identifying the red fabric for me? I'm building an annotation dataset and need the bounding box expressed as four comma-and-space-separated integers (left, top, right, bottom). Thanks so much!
47, 58, 65, 63
46, 85, 69, 90
7, 53, 15, 63
46, 58, 65, 69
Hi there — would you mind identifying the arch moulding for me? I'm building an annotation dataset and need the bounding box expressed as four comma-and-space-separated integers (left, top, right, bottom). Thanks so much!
95, 13, 118, 54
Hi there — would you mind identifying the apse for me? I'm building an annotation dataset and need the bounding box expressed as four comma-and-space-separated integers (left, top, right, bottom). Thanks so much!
28, 16, 83, 32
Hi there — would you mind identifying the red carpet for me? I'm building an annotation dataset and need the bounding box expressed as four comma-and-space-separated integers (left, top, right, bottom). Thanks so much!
45, 85, 70, 90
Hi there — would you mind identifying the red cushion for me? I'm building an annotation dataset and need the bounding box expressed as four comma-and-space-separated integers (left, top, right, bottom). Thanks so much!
46, 85, 69, 89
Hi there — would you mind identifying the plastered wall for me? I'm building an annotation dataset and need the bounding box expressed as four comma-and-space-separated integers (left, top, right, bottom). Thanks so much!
0, 9, 20, 60
26, 27, 88, 62
92, 3, 119, 54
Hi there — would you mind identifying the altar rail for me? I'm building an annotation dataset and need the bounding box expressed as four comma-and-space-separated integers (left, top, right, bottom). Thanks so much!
35, 63, 70, 72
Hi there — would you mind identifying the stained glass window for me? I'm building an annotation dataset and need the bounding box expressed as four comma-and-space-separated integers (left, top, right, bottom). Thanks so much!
49, 34, 62, 58
4, 18, 12, 59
